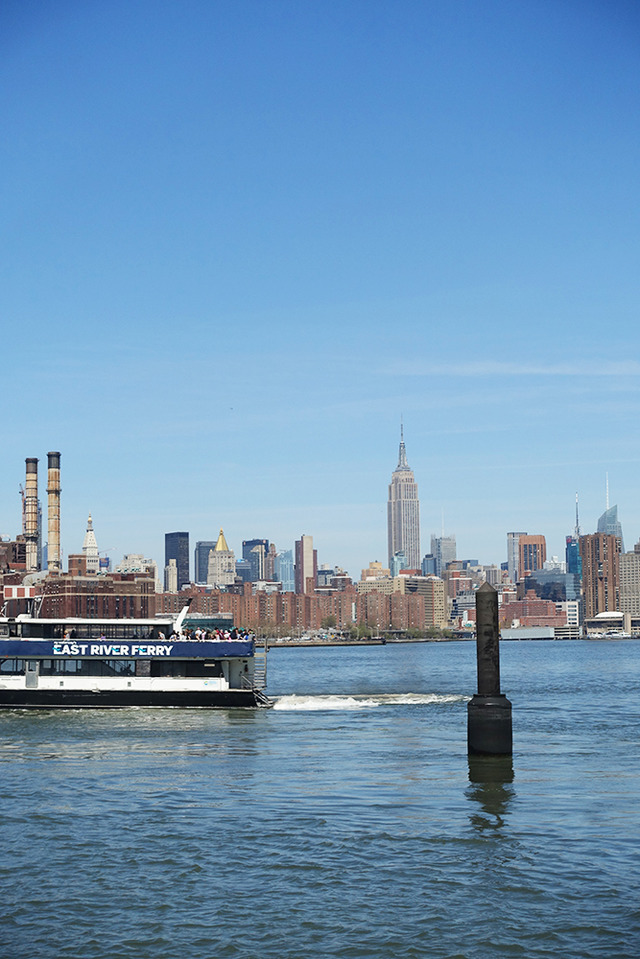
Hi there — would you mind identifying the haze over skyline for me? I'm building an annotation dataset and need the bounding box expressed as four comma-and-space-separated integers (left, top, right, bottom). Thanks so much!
2, 1, 639, 577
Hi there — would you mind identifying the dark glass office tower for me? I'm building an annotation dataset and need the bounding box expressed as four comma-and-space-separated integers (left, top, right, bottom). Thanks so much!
165, 531, 189, 590
194, 540, 216, 584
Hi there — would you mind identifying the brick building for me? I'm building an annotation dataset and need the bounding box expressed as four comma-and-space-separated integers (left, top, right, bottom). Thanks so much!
499, 590, 567, 629
36, 572, 156, 619
580, 533, 620, 618
156, 580, 445, 633
0, 537, 26, 573
518, 535, 547, 579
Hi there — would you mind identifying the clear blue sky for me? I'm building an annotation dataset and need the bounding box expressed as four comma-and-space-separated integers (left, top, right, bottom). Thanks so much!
2, 0, 639, 577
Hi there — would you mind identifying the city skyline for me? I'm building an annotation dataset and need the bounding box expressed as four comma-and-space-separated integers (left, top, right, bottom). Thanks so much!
2, 2, 639, 576
0, 448, 633, 583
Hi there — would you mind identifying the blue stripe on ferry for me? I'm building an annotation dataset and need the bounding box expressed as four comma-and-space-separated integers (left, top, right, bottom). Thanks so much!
0, 640, 253, 658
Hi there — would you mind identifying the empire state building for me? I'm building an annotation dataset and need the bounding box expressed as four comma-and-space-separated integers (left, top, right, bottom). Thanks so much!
387, 427, 421, 570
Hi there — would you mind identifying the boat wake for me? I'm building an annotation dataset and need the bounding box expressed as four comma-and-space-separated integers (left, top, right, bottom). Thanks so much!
272, 692, 467, 711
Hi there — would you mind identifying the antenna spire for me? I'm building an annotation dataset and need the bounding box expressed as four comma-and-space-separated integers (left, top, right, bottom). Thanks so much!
396, 420, 409, 469
575, 492, 580, 538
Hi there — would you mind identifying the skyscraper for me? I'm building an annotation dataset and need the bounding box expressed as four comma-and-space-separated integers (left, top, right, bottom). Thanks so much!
194, 541, 216, 584
243, 538, 270, 581
566, 493, 582, 580
580, 533, 620, 618
387, 426, 420, 570
507, 532, 527, 583
597, 475, 624, 552
430, 534, 456, 578
275, 549, 295, 593
619, 548, 640, 616
597, 505, 624, 553
165, 558, 178, 593
518, 535, 546, 579
165, 531, 189, 590
207, 529, 235, 587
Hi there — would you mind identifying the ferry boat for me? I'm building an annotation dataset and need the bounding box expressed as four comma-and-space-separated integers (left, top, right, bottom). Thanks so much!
0, 608, 272, 708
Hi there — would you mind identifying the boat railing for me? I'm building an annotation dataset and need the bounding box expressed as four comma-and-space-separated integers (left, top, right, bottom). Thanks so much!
241, 673, 272, 707
238, 636, 268, 691
252, 635, 268, 689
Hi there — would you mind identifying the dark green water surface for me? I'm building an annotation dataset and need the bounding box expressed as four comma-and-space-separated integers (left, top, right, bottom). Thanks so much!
1, 640, 639, 958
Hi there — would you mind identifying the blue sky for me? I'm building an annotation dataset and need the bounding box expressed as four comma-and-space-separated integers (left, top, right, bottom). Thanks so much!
2, 0, 639, 577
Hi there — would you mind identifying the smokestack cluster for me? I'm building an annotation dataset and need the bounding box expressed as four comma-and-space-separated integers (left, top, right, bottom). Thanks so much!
47, 451, 61, 572
24, 457, 39, 572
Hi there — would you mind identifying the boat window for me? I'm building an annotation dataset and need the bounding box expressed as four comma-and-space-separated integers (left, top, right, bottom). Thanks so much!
40, 660, 81, 674
110, 660, 136, 675
0, 659, 25, 674
186, 661, 224, 677
149, 660, 224, 678
40, 659, 137, 676
150, 660, 186, 677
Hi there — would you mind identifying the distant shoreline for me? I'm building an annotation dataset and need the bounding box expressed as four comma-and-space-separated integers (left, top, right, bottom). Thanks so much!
266, 636, 469, 648
265, 635, 612, 648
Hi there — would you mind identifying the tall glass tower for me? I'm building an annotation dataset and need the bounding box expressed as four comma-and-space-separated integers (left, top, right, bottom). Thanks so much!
165, 531, 189, 590
597, 505, 624, 552
387, 426, 420, 570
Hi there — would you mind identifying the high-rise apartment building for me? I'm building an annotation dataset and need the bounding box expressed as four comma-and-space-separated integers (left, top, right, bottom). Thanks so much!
195, 541, 216, 584
580, 533, 620, 618
619, 550, 640, 616
294, 534, 317, 594
387, 427, 420, 570
165, 531, 189, 590
518, 535, 546, 579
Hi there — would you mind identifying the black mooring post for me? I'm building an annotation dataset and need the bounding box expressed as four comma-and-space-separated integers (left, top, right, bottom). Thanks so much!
467, 582, 512, 756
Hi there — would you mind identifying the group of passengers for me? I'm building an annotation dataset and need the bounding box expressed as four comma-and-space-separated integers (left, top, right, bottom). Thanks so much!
170, 627, 254, 643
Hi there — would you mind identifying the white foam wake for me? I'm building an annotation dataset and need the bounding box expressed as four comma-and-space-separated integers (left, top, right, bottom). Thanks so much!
272, 693, 467, 711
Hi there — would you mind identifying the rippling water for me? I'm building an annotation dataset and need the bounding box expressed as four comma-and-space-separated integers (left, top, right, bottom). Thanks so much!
1, 640, 639, 959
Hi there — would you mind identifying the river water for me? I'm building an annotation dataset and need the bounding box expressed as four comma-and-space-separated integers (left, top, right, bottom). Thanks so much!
1, 640, 639, 959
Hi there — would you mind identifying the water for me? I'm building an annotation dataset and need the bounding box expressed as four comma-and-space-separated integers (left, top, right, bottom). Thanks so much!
1, 640, 639, 959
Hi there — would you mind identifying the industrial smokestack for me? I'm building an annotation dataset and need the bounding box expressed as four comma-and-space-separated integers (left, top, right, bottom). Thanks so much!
47, 451, 61, 572
25, 457, 39, 572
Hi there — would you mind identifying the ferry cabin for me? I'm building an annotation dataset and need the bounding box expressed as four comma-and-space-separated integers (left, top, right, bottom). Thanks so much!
0, 616, 269, 708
